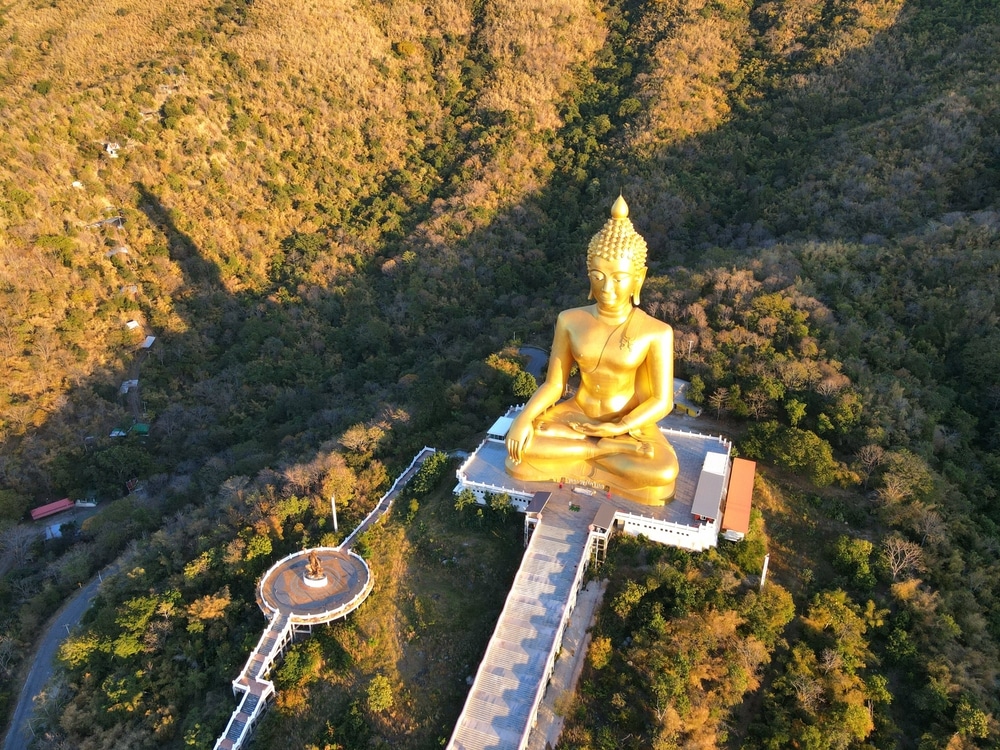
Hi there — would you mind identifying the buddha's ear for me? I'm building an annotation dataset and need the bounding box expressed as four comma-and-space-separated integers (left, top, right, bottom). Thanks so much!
632, 267, 648, 306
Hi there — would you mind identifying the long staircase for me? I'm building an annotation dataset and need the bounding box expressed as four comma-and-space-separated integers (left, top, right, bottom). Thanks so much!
215, 612, 292, 750
447, 501, 595, 750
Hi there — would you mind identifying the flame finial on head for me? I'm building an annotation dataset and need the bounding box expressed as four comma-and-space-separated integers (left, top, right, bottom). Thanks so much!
611, 194, 629, 219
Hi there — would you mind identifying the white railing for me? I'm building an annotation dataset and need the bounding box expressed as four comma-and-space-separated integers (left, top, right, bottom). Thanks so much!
447, 524, 593, 750
454, 438, 532, 503
661, 426, 732, 449
620, 513, 722, 551
213, 680, 274, 750
256, 548, 371, 621
234, 614, 292, 688
217, 614, 289, 750
218, 447, 439, 750
341, 446, 436, 549
284, 553, 374, 625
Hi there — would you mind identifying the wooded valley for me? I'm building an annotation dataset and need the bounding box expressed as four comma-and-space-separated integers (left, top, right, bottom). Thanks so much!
0, 0, 998, 747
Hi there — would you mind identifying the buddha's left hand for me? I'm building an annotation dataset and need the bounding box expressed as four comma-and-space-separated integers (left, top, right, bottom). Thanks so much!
569, 421, 627, 438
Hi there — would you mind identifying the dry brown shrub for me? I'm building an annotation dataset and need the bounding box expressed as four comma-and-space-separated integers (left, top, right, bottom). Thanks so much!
478, 0, 605, 131
630, 0, 747, 150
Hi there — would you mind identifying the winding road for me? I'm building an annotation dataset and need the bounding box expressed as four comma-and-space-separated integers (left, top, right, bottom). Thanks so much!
2, 562, 120, 750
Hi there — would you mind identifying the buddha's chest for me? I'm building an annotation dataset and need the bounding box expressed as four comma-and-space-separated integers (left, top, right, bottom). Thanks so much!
571, 325, 647, 375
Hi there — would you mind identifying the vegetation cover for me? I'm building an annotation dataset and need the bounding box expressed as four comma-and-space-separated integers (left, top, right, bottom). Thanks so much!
0, 0, 997, 747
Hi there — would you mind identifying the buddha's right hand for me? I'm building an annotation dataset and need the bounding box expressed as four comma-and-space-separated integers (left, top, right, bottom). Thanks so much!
506, 417, 534, 464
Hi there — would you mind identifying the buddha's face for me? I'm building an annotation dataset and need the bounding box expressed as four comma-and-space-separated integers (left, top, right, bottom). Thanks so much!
587, 254, 646, 312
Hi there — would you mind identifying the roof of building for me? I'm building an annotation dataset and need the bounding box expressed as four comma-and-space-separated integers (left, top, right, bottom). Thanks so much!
722, 457, 756, 535
526, 491, 550, 514
592, 503, 617, 532
691, 452, 729, 519
486, 416, 513, 439
30, 498, 75, 521
673, 378, 703, 416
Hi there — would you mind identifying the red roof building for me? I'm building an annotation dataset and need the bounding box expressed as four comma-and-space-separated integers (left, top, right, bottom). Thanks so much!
722, 458, 756, 541
30, 498, 75, 521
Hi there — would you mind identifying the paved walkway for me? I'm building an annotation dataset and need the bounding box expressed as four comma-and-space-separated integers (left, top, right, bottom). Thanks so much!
449, 486, 613, 750
527, 579, 607, 750
449, 505, 590, 749
342, 447, 436, 549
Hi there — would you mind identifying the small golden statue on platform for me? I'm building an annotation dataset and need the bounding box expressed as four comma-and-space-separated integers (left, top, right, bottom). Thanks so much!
305, 550, 324, 580
505, 196, 679, 504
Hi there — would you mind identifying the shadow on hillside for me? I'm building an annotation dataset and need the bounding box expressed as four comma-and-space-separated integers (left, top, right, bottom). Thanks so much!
136, 184, 223, 288
6, 0, 993, 563
6, 0, 993, 551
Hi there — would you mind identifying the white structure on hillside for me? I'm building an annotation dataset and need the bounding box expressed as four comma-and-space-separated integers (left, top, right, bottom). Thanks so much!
454, 406, 732, 553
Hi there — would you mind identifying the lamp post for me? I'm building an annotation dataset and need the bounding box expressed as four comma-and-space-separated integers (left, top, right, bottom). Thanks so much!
331, 495, 338, 533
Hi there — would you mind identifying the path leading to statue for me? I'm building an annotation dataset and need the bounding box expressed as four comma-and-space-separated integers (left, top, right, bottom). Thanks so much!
448, 486, 600, 750
526, 578, 607, 750
342, 447, 436, 550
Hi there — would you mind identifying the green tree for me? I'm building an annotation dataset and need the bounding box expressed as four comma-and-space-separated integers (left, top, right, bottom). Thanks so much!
589, 635, 613, 670
743, 422, 842, 487
58, 631, 102, 670
832, 535, 876, 590
489, 492, 514, 520
366, 673, 394, 714
612, 579, 647, 621
954, 697, 990, 739
0, 488, 30, 523
409, 451, 450, 496
185, 586, 231, 633
512, 370, 538, 399
785, 398, 807, 427
454, 488, 478, 512
740, 583, 795, 648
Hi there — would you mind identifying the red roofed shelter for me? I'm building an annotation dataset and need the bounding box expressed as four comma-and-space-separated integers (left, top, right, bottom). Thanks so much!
721, 458, 756, 541
30, 498, 75, 521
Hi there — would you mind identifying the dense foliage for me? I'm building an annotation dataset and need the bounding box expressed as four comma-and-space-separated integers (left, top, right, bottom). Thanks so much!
0, 0, 997, 747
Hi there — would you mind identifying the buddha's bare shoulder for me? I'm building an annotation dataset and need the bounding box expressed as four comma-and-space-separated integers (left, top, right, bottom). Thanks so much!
632, 309, 673, 336
556, 305, 598, 324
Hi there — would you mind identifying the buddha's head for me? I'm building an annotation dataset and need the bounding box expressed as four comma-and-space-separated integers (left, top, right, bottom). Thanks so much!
586, 195, 648, 306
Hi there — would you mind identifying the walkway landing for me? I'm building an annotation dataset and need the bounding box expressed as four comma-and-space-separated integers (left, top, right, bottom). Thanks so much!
257, 548, 372, 624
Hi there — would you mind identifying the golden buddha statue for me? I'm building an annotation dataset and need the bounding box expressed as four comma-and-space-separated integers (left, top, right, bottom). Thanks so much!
505, 196, 679, 504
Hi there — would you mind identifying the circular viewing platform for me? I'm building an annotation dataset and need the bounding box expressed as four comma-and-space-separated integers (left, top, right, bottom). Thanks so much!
257, 547, 373, 625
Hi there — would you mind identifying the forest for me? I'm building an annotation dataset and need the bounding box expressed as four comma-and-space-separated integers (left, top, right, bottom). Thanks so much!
0, 0, 998, 747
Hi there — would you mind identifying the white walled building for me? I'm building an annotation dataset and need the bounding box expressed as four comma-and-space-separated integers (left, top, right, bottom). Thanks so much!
454, 406, 734, 554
